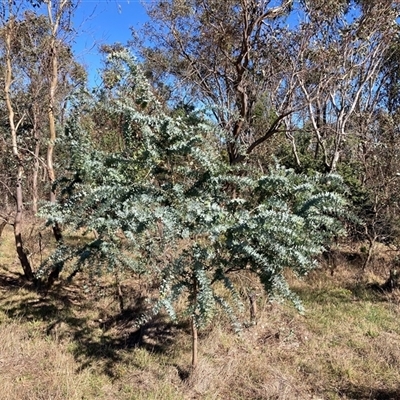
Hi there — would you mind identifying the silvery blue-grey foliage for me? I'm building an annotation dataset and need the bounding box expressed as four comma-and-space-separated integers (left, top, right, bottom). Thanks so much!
40, 49, 347, 328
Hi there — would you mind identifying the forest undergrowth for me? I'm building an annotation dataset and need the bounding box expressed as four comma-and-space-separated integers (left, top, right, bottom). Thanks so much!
1, 223, 400, 400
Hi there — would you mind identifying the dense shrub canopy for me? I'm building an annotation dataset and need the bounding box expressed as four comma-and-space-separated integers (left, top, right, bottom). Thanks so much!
40, 50, 347, 327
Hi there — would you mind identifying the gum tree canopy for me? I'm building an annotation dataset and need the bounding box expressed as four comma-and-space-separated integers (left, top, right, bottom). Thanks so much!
135, 0, 399, 170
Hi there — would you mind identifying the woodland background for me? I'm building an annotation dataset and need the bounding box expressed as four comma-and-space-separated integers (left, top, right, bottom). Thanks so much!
1, 1, 400, 399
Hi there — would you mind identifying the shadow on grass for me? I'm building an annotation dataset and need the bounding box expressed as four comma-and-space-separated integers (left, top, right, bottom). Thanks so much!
339, 385, 400, 399
0, 272, 181, 378
0, 269, 31, 289
73, 307, 182, 377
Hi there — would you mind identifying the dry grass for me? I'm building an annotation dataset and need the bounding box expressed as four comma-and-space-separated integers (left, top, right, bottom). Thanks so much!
1, 223, 400, 399
0, 320, 101, 400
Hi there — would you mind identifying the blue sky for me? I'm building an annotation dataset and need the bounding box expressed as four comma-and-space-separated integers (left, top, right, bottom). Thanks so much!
72, 0, 149, 86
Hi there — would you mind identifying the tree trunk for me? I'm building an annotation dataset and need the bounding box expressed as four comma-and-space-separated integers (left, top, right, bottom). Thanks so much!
0, 221, 7, 239
4, 17, 34, 281
362, 234, 376, 271
249, 292, 258, 325
14, 165, 34, 281
115, 268, 124, 313
191, 315, 198, 369
191, 275, 198, 369
46, 0, 59, 205
32, 122, 40, 214
45, 0, 68, 285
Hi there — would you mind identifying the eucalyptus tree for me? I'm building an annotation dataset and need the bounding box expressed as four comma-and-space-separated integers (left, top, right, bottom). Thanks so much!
44, 0, 80, 222
5, 10, 84, 213
0, 0, 84, 280
0, 0, 36, 279
40, 0, 86, 285
134, 0, 300, 165
358, 112, 400, 267
135, 0, 400, 175
294, 1, 399, 172
41, 50, 347, 367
